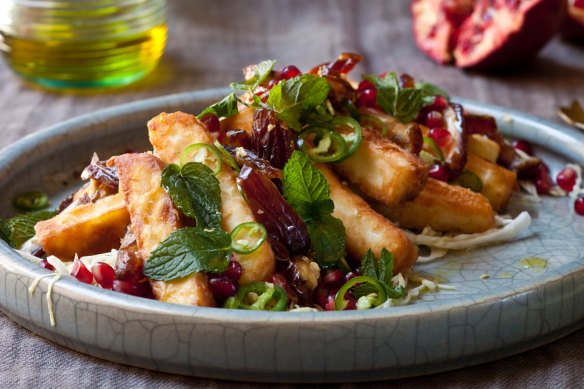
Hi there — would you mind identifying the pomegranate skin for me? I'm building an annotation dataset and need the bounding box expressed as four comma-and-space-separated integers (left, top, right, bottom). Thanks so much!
561, 0, 584, 42
411, 0, 474, 64
454, 0, 566, 70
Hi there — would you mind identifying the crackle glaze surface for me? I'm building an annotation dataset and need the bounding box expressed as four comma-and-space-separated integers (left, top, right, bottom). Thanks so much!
0, 90, 583, 383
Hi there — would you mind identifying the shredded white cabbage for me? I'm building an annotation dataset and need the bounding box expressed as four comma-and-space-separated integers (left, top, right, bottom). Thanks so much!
404, 211, 532, 252
417, 247, 449, 263
377, 272, 455, 308
289, 306, 318, 312
47, 274, 61, 327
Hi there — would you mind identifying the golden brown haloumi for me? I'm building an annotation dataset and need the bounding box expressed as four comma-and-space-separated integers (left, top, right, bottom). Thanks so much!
114, 152, 215, 307
334, 128, 428, 207
147, 112, 275, 284
220, 106, 254, 133
379, 178, 496, 234
465, 153, 517, 212
319, 165, 417, 275
35, 193, 129, 260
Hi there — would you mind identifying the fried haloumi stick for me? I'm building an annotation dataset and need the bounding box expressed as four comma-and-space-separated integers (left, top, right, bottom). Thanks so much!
334, 129, 428, 207
114, 153, 215, 307
465, 153, 517, 213
147, 112, 275, 284
378, 178, 496, 234
220, 106, 254, 133
319, 165, 417, 275
35, 193, 130, 260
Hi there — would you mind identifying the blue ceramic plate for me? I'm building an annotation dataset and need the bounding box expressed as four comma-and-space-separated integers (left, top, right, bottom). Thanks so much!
0, 89, 583, 383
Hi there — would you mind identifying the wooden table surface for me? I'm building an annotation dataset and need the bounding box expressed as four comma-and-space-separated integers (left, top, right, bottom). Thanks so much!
1, 1, 583, 387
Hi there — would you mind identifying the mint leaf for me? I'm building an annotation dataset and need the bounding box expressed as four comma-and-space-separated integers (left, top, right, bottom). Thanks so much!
415, 81, 450, 98
354, 248, 405, 299
197, 93, 239, 119
161, 162, 222, 230
364, 72, 433, 123
143, 228, 231, 281
230, 59, 276, 93
307, 215, 345, 266
0, 220, 9, 243
364, 72, 399, 116
282, 151, 346, 267
1, 211, 56, 248
378, 248, 394, 285
360, 249, 377, 279
394, 88, 427, 123
282, 150, 330, 209
266, 74, 331, 131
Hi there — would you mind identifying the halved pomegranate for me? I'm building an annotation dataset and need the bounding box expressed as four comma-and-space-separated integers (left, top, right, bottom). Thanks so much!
412, 0, 566, 70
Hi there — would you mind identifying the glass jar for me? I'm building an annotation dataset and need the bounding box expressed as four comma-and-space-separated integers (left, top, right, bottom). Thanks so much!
0, 0, 167, 90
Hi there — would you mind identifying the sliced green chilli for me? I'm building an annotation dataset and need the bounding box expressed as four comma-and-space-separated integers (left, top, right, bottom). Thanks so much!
230, 222, 267, 254
334, 275, 387, 310
342, 100, 360, 121
360, 114, 388, 137
223, 281, 288, 311
332, 116, 363, 161
213, 139, 240, 172
450, 170, 483, 193
422, 136, 445, 162
13, 191, 50, 211
299, 126, 348, 163
179, 143, 223, 175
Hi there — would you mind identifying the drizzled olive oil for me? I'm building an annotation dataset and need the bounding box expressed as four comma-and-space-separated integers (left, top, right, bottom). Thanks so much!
0, 1, 167, 90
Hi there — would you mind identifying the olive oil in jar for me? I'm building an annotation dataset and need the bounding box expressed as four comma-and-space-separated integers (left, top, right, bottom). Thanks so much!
0, 0, 167, 90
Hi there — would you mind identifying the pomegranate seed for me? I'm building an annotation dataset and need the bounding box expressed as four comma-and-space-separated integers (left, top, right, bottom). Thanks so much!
326, 291, 356, 311
425, 111, 445, 128
71, 259, 93, 284
431, 95, 449, 111
325, 295, 336, 311
267, 79, 279, 90
429, 163, 450, 182
269, 273, 288, 288
344, 294, 357, 310
208, 276, 238, 302
39, 259, 55, 271
113, 280, 151, 297
533, 163, 554, 195
200, 113, 221, 134
269, 273, 299, 302
535, 174, 554, 195
429, 127, 451, 147
323, 269, 345, 287
280, 65, 302, 80
512, 139, 533, 155
575, 0, 584, 8
357, 88, 378, 109
92, 262, 115, 289
556, 167, 577, 192
357, 80, 375, 92
345, 272, 358, 282
575, 197, 584, 216
315, 288, 329, 308
223, 260, 243, 281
